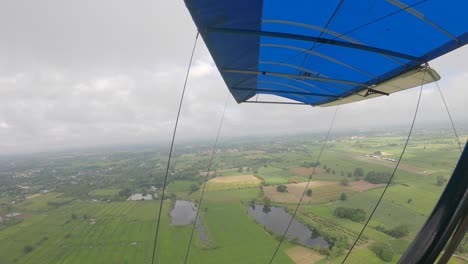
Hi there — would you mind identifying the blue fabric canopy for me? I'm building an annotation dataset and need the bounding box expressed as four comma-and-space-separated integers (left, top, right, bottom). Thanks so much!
184, 0, 468, 106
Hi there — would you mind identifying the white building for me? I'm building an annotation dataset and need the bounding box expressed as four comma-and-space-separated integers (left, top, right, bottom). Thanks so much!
128, 193, 153, 201
6, 212, 21, 218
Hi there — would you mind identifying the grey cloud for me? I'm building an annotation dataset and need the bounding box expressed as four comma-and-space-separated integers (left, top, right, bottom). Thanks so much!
0, 1, 467, 154
0, 0, 195, 72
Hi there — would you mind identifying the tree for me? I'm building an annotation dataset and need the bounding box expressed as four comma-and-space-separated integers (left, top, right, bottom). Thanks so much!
237, 167, 243, 173
388, 225, 409, 238
332, 170, 336, 175
276, 185, 287, 193
306, 188, 312, 197
340, 179, 349, 186
71, 214, 77, 220
23, 245, 34, 254
329, 245, 345, 258
119, 188, 132, 198
319, 229, 350, 250
262, 197, 271, 212
380, 247, 394, 262
371, 242, 394, 262
319, 247, 330, 256
353, 168, 364, 177
326, 168, 331, 174
340, 193, 348, 201
169, 193, 177, 201
347, 172, 352, 178
334, 207, 366, 222
189, 184, 199, 193
365, 171, 391, 184
407, 198, 413, 204
262, 197, 271, 207
436, 176, 446, 186
249, 198, 257, 207
375, 224, 409, 238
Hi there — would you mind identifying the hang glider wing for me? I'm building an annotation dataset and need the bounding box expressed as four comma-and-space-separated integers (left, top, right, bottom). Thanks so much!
184, 0, 468, 106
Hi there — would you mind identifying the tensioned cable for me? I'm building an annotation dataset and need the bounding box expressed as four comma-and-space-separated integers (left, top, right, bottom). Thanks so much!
151, 31, 199, 264
268, 98, 342, 264
183, 94, 230, 264
289, 0, 345, 90
231, 0, 345, 102
297, 0, 345, 71
434, 79, 463, 153
278, 0, 428, 71
341, 72, 426, 264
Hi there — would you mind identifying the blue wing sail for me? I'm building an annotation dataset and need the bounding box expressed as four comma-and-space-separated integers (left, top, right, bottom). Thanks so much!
185, 0, 468, 106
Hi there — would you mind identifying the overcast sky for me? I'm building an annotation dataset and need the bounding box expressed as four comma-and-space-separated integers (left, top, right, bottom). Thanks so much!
0, 0, 467, 154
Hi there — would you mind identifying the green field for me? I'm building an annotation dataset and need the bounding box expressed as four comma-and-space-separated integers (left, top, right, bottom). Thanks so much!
0, 130, 466, 263
0, 197, 292, 264
88, 188, 121, 197
167, 180, 198, 193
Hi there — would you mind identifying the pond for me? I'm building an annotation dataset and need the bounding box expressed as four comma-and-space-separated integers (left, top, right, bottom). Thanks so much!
170, 200, 197, 226
170, 200, 209, 245
247, 205, 329, 248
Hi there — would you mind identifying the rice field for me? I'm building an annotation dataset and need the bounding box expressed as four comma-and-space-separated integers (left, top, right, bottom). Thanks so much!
205, 175, 261, 191
1, 131, 465, 264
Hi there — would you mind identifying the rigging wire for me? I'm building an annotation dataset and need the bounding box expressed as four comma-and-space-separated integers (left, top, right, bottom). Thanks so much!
289, 0, 345, 100
268, 98, 342, 264
279, 0, 428, 70
230, 0, 428, 97
341, 72, 426, 264
151, 31, 199, 264
433, 79, 463, 153
289, 0, 345, 90
297, 0, 345, 71
183, 94, 230, 264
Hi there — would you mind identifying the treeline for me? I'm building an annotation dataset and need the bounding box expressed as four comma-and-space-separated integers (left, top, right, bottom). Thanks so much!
217, 156, 281, 170
371, 242, 394, 262
334, 207, 366, 222
349, 167, 393, 184
311, 165, 393, 185
375, 224, 409, 238
365, 171, 391, 184
118, 188, 132, 198
302, 161, 321, 168
47, 199, 75, 208
314, 229, 350, 258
